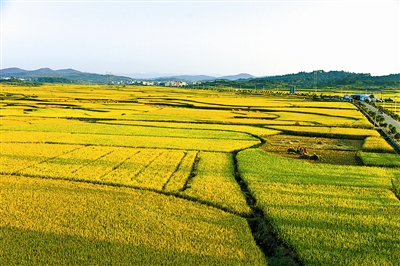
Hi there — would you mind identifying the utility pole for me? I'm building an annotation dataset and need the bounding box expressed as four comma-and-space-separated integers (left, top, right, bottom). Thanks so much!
106, 71, 112, 85
313, 70, 318, 93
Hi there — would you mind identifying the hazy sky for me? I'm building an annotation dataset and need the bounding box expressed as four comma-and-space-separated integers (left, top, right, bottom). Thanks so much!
1, 0, 399, 77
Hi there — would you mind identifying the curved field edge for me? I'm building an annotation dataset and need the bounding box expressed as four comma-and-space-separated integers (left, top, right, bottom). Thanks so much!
267, 125, 379, 139
98, 120, 281, 137
0, 122, 258, 141
1, 130, 260, 152
0, 175, 267, 265
237, 149, 400, 266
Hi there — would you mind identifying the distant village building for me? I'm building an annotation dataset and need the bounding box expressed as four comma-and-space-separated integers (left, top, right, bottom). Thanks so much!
351, 94, 371, 102
343, 95, 351, 101
165, 81, 187, 87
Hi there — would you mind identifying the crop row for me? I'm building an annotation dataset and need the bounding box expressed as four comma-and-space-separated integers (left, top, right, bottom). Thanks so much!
133, 150, 185, 190
1, 143, 81, 173
163, 151, 198, 192
3, 145, 187, 190
181, 152, 252, 216
2, 143, 250, 214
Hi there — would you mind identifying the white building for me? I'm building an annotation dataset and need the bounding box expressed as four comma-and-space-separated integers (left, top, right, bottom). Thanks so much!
351, 94, 371, 102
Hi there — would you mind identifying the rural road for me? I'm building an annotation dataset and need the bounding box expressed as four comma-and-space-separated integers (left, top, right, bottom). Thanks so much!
361, 102, 400, 153
363, 103, 400, 132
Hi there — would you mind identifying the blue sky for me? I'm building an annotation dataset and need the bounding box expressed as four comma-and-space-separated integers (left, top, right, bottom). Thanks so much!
1, 0, 399, 77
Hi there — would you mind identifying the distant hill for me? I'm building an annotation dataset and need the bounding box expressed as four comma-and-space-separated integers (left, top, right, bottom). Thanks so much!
201, 70, 400, 90
55, 68, 82, 74
219, 73, 254, 81
260, 70, 400, 87
117, 72, 165, 79
31, 68, 56, 74
1, 67, 134, 84
153, 75, 216, 82
1, 67, 27, 75
1, 68, 398, 89
1, 68, 256, 84
153, 73, 254, 82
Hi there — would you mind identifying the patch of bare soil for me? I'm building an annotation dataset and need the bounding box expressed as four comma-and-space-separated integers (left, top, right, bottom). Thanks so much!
260, 134, 364, 166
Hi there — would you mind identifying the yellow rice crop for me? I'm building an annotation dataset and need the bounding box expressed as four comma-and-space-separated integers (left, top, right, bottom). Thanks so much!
19, 146, 114, 179
53, 133, 260, 152
268, 125, 379, 137
249, 182, 400, 265
1, 131, 69, 143
0, 175, 266, 265
133, 150, 185, 190
271, 111, 371, 127
3, 83, 396, 264
100, 120, 280, 137
2, 122, 256, 140
238, 148, 400, 265
1, 129, 259, 152
362, 136, 396, 153
163, 151, 198, 193
100, 149, 162, 186
0, 143, 79, 174
182, 152, 252, 216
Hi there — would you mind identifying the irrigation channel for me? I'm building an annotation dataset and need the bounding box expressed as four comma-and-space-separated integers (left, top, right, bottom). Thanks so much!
232, 150, 303, 265
177, 132, 303, 264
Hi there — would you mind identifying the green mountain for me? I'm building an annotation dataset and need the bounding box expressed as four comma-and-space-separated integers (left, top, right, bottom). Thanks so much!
202, 70, 400, 90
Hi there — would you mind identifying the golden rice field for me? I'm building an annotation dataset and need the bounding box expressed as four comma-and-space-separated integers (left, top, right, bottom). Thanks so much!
1, 175, 266, 265
238, 149, 400, 266
362, 136, 397, 153
1, 84, 399, 265
269, 125, 379, 138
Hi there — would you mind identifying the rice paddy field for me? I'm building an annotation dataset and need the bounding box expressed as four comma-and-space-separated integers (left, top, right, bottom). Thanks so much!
1, 84, 399, 265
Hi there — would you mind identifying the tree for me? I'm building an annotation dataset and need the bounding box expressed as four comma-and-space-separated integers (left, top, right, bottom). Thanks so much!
389, 125, 398, 135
